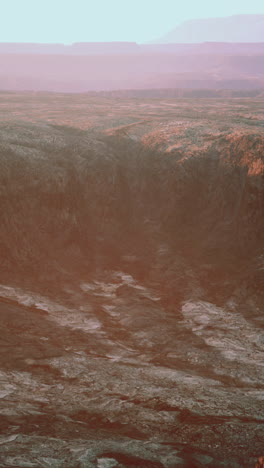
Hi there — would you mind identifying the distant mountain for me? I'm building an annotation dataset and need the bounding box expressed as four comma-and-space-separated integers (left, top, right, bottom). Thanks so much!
157, 15, 264, 43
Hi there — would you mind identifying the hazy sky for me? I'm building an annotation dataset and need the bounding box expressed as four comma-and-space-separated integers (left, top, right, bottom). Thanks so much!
2, 0, 264, 43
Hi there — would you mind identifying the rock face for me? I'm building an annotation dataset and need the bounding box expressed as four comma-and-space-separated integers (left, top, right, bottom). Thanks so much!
0, 120, 263, 296
0, 94, 263, 467
158, 15, 264, 43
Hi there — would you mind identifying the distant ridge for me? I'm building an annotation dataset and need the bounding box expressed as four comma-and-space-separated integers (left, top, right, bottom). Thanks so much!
0, 41, 264, 56
1, 36, 264, 92
156, 15, 264, 43
0, 51, 264, 92
0, 42, 140, 55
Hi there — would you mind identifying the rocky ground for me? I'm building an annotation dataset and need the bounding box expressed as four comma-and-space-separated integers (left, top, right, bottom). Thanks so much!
0, 94, 263, 467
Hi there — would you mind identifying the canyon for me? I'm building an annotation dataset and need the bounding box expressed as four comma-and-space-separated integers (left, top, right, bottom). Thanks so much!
0, 93, 263, 467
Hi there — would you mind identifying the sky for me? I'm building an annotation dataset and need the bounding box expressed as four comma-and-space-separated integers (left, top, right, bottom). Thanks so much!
1, 0, 264, 43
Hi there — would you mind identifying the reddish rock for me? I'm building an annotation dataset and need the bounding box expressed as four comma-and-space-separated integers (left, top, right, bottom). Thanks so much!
255, 456, 264, 468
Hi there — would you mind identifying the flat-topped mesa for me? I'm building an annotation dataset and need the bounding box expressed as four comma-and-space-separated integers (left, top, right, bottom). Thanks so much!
0, 41, 140, 55
1, 41, 264, 56
70, 42, 140, 54
0, 42, 67, 54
